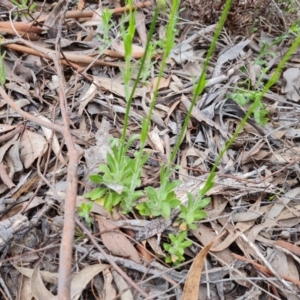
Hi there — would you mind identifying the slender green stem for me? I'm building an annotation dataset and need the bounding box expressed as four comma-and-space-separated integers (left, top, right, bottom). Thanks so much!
202, 31, 300, 193
121, 7, 159, 147
170, 0, 233, 163
140, 0, 180, 149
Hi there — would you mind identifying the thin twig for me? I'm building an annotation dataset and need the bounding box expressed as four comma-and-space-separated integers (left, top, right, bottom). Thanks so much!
52, 1, 84, 299
0, 87, 62, 133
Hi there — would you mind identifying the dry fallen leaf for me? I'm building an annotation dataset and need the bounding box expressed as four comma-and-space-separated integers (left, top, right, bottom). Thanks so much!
96, 216, 141, 264
151, 76, 171, 91
20, 129, 48, 169
31, 264, 55, 300
282, 68, 300, 101
111, 40, 145, 59
275, 240, 300, 257
70, 264, 109, 300
182, 240, 215, 300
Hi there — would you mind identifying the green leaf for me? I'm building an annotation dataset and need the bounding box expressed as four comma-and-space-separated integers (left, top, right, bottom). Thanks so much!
196, 197, 211, 209
179, 205, 187, 214
169, 234, 176, 243
165, 180, 181, 194
104, 192, 121, 211
177, 231, 187, 242
98, 164, 110, 174
188, 223, 197, 230
163, 243, 170, 251
145, 186, 158, 202
186, 213, 195, 225
161, 202, 171, 218
106, 152, 117, 173
78, 202, 93, 227
167, 198, 180, 208
136, 203, 151, 216
186, 192, 194, 203
165, 256, 172, 264
168, 247, 176, 254
193, 210, 207, 220
84, 187, 107, 201
200, 181, 214, 197
181, 240, 192, 248
89, 174, 103, 184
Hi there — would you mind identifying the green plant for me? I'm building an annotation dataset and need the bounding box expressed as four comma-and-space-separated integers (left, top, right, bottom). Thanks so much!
84, 136, 148, 213
228, 90, 269, 125
136, 166, 181, 218
179, 192, 211, 230
205, 22, 300, 208
0, 51, 6, 86
138, 41, 157, 82
163, 231, 192, 265
78, 202, 93, 227
11, 0, 36, 16
87, 0, 228, 222
84, 0, 300, 267
229, 22, 300, 127
99, 8, 114, 51
85, 2, 163, 214
120, 0, 137, 103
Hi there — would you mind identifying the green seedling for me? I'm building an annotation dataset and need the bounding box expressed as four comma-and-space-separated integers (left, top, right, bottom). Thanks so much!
120, 0, 136, 102
179, 192, 210, 230
0, 51, 6, 86
138, 39, 165, 83
78, 202, 93, 227
85, 136, 148, 213
136, 166, 181, 218
99, 8, 114, 51
11, 0, 36, 16
228, 90, 269, 126
163, 231, 192, 265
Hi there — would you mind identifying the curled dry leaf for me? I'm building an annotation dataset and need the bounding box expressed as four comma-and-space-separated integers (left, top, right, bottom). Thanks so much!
282, 68, 300, 101
14, 265, 58, 284
148, 127, 165, 154
0, 161, 15, 189
0, 124, 15, 134
38, 115, 67, 165
103, 268, 117, 300
20, 129, 48, 169
70, 264, 109, 300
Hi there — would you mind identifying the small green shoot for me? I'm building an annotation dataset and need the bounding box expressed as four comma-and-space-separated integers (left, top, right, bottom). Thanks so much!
78, 203, 93, 227
11, 0, 36, 16
99, 8, 114, 51
120, 0, 136, 101
136, 166, 181, 218
228, 91, 269, 125
179, 192, 210, 230
0, 51, 6, 86
163, 231, 192, 265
